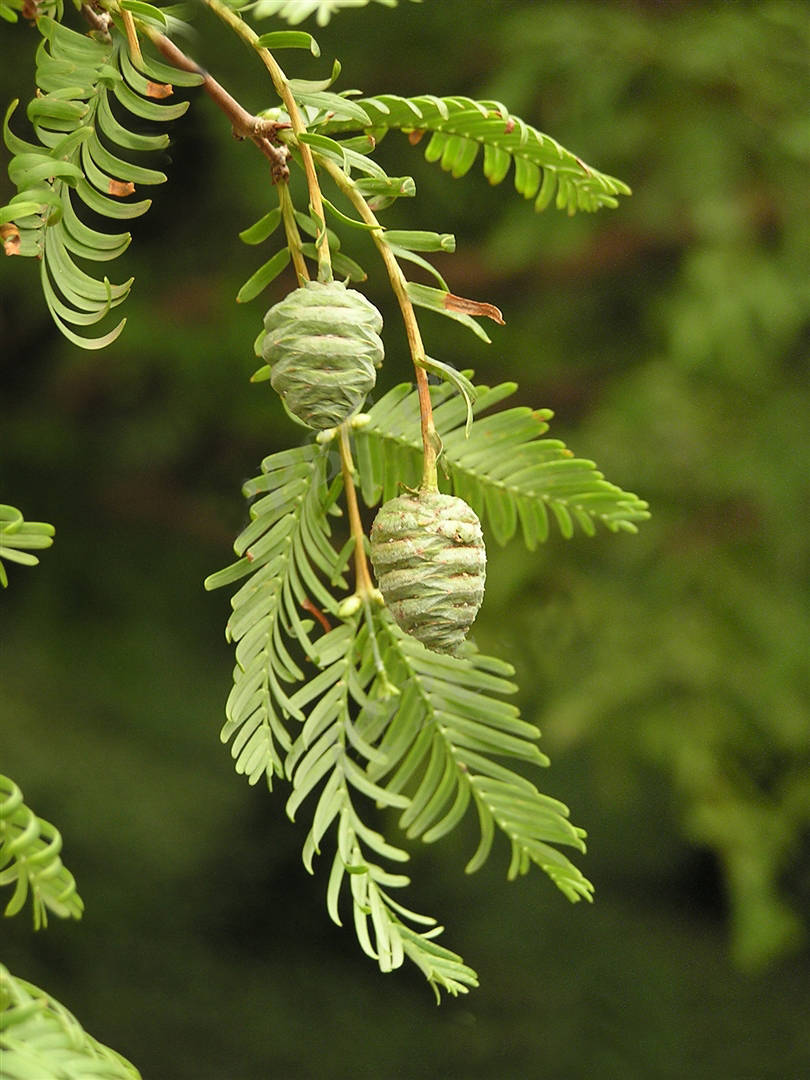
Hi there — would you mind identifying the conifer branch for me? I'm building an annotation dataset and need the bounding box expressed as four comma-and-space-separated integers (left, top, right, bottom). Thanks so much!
2, 0, 647, 1004
319, 94, 631, 214
354, 379, 650, 540
0, 774, 83, 928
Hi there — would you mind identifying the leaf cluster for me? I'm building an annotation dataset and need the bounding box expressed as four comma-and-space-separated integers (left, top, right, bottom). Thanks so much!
205, 443, 346, 786
2, 3, 628, 346
205, 441, 591, 993
1, 965, 142, 1080
203, 362, 647, 991
356, 378, 649, 544
1, 15, 200, 347
0, 504, 54, 587
318, 94, 631, 214
0, 773, 83, 929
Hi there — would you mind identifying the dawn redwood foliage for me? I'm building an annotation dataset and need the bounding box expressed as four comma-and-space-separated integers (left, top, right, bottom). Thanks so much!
1, 0, 647, 1071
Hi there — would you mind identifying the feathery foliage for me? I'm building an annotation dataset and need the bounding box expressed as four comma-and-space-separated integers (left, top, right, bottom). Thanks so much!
189, 1, 640, 982
368, 617, 592, 898
203, 451, 489, 992
0, 965, 141, 1080
204, 443, 348, 787
0, 505, 54, 587
3, 0, 644, 1004
204, 400, 611, 989
0, 774, 83, 928
237, 0, 405, 25
354, 379, 650, 544
319, 94, 631, 214
2, 6, 626, 344
283, 616, 479, 998
1, 15, 199, 347
3, 0, 808, 1070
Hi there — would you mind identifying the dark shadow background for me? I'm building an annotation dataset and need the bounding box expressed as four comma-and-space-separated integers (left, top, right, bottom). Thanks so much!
2, 1, 809, 1077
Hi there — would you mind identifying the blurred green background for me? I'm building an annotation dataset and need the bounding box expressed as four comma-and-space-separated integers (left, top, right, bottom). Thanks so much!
2, 1, 809, 1076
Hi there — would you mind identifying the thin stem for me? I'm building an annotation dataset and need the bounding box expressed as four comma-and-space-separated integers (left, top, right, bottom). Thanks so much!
414, 369, 440, 493
120, 8, 142, 64
338, 424, 375, 598
204, 0, 332, 282
278, 184, 309, 286
320, 158, 441, 492
336, 427, 397, 695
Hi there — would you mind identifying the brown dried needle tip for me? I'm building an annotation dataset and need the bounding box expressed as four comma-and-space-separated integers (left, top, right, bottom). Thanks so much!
108, 180, 135, 198
146, 81, 174, 100
444, 292, 505, 324
301, 597, 331, 633
1, 224, 21, 256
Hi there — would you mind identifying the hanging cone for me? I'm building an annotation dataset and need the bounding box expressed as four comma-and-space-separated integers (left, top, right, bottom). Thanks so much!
370, 490, 486, 654
262, 280, 384, 430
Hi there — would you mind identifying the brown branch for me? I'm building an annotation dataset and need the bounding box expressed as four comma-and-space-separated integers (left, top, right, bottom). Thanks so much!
147, 31, 291, 182
80, 3, 111, 37
80, 5, 291, 181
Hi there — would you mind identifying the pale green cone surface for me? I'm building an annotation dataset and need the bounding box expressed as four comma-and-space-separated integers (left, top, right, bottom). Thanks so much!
370, 491, 486, 654
262, 280, 384, 430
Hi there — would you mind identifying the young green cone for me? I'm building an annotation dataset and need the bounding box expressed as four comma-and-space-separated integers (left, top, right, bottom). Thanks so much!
261, 280, 384, 430
370, 491, 486, 654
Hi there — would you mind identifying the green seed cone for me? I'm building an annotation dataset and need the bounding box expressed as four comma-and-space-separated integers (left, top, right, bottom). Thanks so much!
262, 280, 384, 430
370, 491, 486, 654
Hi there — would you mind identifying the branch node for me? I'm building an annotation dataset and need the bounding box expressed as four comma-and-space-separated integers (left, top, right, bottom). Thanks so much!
253, 118, 292, 143
251, 137, 291, 183
81, 2, 112, 40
